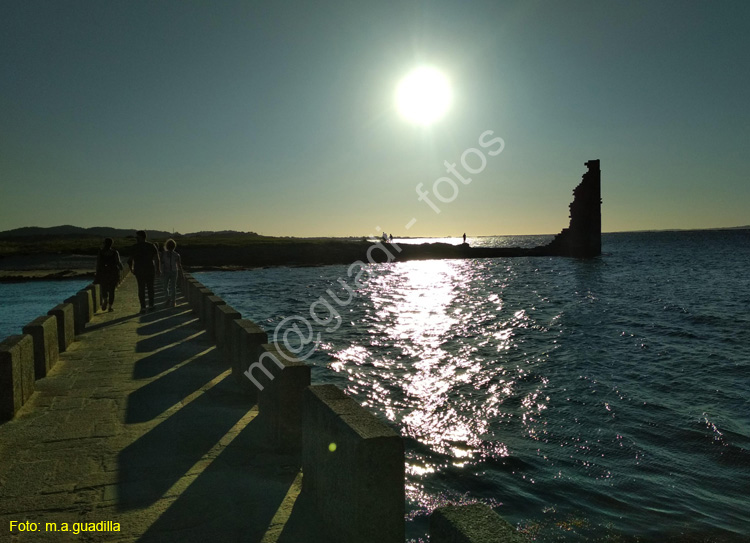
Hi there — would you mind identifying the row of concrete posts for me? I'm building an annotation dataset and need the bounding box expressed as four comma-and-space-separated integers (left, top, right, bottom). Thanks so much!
0, 270, 130, 420
0, 269, 521, 542
180, 272, 522, 543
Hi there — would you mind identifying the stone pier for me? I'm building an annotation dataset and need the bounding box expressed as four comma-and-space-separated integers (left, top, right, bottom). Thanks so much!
0, 271, 520, 542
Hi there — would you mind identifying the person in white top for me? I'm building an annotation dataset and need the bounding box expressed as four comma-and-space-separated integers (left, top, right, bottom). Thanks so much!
160, 239, 182, 307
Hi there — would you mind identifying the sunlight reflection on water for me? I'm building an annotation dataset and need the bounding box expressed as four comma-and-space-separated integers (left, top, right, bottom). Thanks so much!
197, 230, 750, 541
327, 258, 555, 523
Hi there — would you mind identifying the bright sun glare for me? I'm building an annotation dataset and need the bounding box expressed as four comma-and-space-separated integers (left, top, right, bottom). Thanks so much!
395, 67, 452, 125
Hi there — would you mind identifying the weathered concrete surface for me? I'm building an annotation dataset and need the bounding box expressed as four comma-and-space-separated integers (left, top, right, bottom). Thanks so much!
48, 303, 75, 353
185, 276, 203, 310
203, 295, 226, 342
231, 319, 268, 394
214, 303, 241, 352
86, 283, 101, 314
196, 288, 215, 326
0, 274, 328, 542
63, 295, 84, 337
77, 288, 94, 325
22, 315, 59, 379
254, 344, 311, 451
430, 503, 523, 543
300, 384, 404, 543
0, 334, 35, 420
64, 289, 94, 336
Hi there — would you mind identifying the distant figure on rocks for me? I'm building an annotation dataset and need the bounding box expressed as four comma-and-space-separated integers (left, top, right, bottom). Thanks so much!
463, 233, 466, 244
160, 239, 182, 308
389, 233, 393, 243
128, 230, 161, 314
95, 237, 123, 312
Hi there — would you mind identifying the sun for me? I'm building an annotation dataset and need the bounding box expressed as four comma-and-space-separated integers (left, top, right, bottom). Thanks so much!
395, 67, 452, 125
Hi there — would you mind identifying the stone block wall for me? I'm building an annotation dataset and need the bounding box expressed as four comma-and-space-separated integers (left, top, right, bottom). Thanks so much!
179, 273, 519, 541
48, 303, 75, 353
85, 284, 101, 314
0, 335, 35, 420
1, 274, 127, 420
230, 319, 268, 395
255, 343, 311, 450
214, 303, 240, 352
301, 384, 405, 543
22, 315, 59, 379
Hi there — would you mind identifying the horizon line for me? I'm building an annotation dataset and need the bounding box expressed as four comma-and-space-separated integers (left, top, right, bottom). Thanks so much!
1, 223, 749, 239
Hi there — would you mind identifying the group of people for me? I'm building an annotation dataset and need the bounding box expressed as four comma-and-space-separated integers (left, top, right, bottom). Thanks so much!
94, 230, 182, 314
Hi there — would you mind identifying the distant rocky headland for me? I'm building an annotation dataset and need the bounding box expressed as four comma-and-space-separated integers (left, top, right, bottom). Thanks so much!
1, 160, 604, 281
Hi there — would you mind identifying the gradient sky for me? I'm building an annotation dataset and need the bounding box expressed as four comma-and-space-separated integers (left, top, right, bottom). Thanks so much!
1, 1, 748, 237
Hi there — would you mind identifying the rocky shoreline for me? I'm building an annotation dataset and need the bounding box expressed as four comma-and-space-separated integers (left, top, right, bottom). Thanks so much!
0, 269, 94, 283
0, 254, 97, 283
0, 238, 588, 284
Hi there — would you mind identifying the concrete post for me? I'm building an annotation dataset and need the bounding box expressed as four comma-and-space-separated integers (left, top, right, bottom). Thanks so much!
301, 384, 404, 543
77, 289, 93, 324
253, 343, 311, 450
48, 303, 75, 353
231, 319, 268, 394
22, 315, 59, 379
0, 335, 35, 420
215, 304, 241, 353
182, 276, 197, 309
65, 291, 92, 336
86, 284, 101, 313
203, 295, 225, 341
187, 280, 202, 312
196, 287, 214, 323
181, 272, 193, 293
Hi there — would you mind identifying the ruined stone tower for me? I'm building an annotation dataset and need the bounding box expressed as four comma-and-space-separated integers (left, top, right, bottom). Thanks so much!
543, 160, 602, 257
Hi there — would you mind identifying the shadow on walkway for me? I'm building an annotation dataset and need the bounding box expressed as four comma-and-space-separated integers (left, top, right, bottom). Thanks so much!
135, 319, 202, 353
114, 283, 335, 541
132, 334, 210, 380
81, 313, 138, 333
137, 414, 300, 542
126, 349, 223, 424
118, 375, 250, 511
136, 308, 196, 336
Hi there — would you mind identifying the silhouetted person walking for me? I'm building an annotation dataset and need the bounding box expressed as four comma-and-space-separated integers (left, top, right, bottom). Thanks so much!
95, 237, 123, 312
463, 233, 466, 244
160, 238, 182, 308
128, 230, 161, 313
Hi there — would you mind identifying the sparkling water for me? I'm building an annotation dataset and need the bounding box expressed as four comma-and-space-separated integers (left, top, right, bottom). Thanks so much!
198, 230, 750, 541
2, 231, 748, 540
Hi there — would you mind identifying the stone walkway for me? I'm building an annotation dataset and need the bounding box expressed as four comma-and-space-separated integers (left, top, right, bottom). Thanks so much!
0, 275, 313, 542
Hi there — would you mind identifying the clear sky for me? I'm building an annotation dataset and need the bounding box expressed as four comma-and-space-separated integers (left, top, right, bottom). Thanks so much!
1, 1, 748, 237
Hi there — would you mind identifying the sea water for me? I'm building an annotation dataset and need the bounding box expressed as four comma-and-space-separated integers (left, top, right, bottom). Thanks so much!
196, 230, 750, 541
2, 232, 748, 540
0, 280, 90, 340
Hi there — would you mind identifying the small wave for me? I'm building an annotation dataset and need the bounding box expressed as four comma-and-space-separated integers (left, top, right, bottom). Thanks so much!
196, 236, 750, 540
482, 454, 536, 473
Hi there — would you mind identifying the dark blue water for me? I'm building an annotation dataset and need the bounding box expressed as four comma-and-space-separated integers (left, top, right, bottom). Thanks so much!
197, 230, 750, 541
0, 280, 89, 339
2, 232, 747, 540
